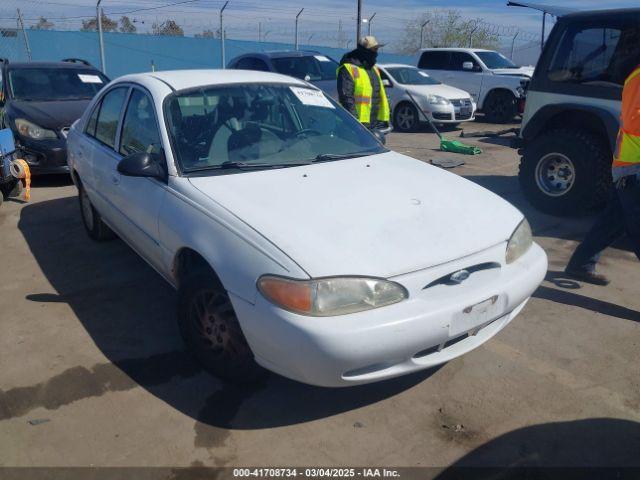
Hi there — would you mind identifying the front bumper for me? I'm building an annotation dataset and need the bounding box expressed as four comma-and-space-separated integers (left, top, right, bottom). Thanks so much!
16, 136, 70, 175
232, 242, 547, 387
420, 101, 477, 124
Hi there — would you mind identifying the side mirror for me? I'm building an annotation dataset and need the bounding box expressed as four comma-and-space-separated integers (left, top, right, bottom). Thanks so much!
373, 129, 386, 145
381, 79, 392, 88
117, 151, 167, 182
462, 62, 474, 71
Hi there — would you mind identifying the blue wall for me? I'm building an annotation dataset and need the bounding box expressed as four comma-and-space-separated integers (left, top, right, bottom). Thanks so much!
8, 30, 415, 78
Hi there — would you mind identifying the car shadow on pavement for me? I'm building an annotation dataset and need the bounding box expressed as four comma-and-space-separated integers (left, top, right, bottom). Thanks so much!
434, 418, 640, 478
16, 196, 438, 430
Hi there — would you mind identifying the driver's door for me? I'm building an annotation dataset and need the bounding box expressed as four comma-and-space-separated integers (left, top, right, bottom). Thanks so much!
110, 87, 167, 271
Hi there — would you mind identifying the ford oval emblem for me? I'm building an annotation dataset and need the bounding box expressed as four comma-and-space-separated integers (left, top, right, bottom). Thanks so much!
449, 269, 470, 284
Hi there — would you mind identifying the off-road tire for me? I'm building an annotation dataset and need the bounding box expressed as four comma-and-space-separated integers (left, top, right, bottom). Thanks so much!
78, 181, 116, 241
393, 102, 419, 132
483, 90, 517, 124
519, 128, 611, 216
178, 271, 265, 383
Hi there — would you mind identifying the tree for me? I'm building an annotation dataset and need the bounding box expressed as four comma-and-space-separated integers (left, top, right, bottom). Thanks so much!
81, 12, 117, 32
119, 16, 136, 34
195, 29, 216, 38
151, 19, 184, 37
31, 17, 54, 30
399, 9, 498, 55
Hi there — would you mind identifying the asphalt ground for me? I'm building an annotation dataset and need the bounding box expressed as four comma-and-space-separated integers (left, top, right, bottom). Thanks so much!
0, 118, 638, 475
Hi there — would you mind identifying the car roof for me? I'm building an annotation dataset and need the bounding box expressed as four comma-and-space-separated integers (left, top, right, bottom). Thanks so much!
235, 50, 325, 59
419, 48, 494, 53
563, 7, 640, 19
4, 61, 98, 69
378, 63, 415, 69
116, 69, 310, 92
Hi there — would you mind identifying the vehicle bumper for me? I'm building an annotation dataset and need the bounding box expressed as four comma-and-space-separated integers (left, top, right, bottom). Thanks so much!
232, 242, 547, 387
16, 137, 70, 175
421, 102, 477, 124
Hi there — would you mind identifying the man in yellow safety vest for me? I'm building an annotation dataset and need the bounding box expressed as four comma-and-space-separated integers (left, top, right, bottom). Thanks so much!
565, 64, 640, 285
337, 36, 390, 130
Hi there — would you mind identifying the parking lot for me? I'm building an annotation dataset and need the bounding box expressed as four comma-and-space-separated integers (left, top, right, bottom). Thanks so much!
0, 118, 638, 471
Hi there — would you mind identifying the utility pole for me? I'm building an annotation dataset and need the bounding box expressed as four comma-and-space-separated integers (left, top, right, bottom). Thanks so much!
367, 12, 376, 36
468, 21, 479, 48
258, 22, 261, 42
220, 1, 229, 68
294, 8, 303, 50
16, 9, 31, 61
96, 0, 107, 75
420, 20, 429, 50
510, 31, 519, 60
356, 0, 362, 44
96, 0, 106, 73
540, 12, 546, 52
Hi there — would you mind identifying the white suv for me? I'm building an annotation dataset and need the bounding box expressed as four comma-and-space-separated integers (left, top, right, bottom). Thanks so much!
418, 48, 533, 123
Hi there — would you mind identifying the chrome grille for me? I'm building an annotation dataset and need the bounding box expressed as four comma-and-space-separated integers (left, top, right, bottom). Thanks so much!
451, 98, 472, 107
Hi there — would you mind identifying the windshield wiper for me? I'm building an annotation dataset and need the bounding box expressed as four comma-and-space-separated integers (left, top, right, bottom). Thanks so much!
185, 161, 311, 173
310, 151, 378, 163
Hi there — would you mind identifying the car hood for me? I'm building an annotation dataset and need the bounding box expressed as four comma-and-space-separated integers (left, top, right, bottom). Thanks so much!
404, 83, 472, 100
189, 152, 523, 278
7, 99, 91, 130
491, 66, 534, 78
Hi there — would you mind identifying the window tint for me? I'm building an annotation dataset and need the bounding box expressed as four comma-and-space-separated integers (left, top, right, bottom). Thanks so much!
418, 51, 450, 70
86, 102, 100, 137
450, 52, 478, 71
271, 56, 339, 81
548, 21, 640, 88
94, 87, 127, 149
236, 57, 270, 71
386, 67, 441, 85
120, 89, 161, 156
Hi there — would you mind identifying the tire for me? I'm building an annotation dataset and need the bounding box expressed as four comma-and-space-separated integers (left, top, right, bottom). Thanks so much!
483, 90, 517, 124
393, 102, 419, 132
178, 271, 264, 383
78, 181, 116, 241
6, 180, 22, 198
519, 128, 611, 216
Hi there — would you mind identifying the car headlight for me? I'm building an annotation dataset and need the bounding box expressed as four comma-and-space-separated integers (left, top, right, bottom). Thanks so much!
257, 275, 408, 316
15, 118, 57, 140
426, 94, 450, 105
506, 219, 533, 264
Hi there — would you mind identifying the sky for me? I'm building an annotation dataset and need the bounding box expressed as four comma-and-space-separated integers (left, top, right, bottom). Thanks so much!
1, 0, 638, 52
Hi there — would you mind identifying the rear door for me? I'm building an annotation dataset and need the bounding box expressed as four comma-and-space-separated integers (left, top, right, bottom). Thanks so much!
86, 86, 129, 224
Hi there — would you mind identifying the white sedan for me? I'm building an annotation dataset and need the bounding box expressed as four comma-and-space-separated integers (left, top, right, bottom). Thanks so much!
67, 69, 546, 387
378, 63, 477, 132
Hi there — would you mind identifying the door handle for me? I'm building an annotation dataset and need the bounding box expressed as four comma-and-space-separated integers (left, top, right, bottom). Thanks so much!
111, 174, 120, 185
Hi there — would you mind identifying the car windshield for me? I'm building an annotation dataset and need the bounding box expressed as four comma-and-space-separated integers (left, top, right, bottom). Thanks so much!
271, 55, 338, 81
385, 67, 440, 85
8, 68, 108, 101
166, 83, 386, 174
475, 51, 518, 69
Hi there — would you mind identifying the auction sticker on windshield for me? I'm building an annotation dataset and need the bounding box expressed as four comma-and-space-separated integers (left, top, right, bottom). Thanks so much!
314, 55, 331, 62
78, 74, 103, 84
290, 86, 335, 108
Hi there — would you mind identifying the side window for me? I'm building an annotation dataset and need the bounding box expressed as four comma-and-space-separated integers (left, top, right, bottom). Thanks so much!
548, 21, 640, 87
418, 51, 449, 70
450, 52, 478, 71
119, 89, 162, 156
94, 87, 127, 149
86, 102, 100, 137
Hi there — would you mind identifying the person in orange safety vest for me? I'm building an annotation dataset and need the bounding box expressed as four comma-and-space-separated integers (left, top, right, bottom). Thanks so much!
565, 65, 640, 285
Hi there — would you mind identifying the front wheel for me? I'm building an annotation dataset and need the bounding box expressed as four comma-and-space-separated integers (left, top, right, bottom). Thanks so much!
393, 102, 419, 132
483, 90, 517, 123
519, 128, 611, 216
178, 271, 265, 383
